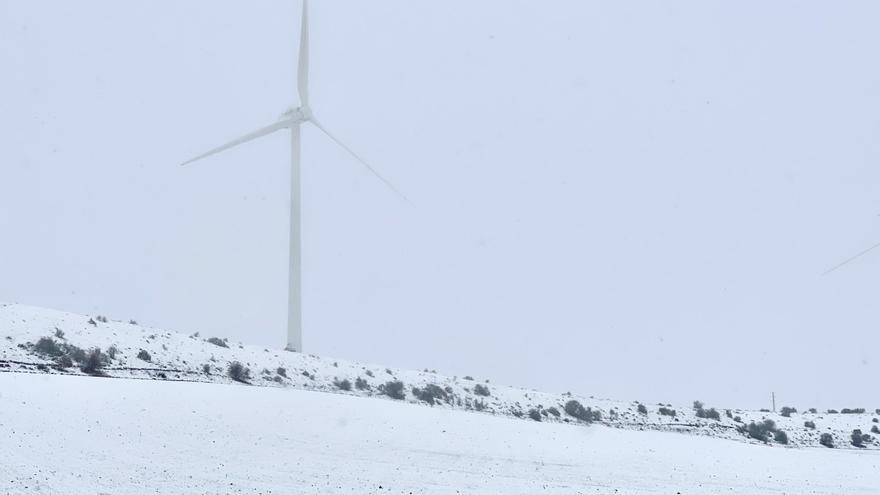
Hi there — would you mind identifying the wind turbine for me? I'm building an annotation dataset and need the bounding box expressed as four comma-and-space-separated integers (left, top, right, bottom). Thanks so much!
181, 0, 405, 352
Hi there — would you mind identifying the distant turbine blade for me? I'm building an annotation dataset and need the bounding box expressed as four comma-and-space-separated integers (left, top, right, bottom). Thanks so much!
310, 117, 410, 203
181, 120, 292, 166
822, 240, 880, 275
297, 0, 309, 106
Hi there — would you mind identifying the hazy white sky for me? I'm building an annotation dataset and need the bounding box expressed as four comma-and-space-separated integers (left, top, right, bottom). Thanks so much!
2, 0, 879, 410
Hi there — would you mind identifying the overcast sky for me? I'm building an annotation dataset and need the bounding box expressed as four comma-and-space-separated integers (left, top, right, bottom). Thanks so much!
2, 0, 879, 410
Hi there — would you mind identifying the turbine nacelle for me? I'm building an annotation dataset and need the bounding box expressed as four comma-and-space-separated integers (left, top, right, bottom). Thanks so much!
281, 106, 311, 123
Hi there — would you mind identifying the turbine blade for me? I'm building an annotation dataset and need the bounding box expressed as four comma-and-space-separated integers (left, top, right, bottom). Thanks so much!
298, 0, 309, 106
310, 116, 410, 203
181, 120, 291, 166
822, 240, 880, 275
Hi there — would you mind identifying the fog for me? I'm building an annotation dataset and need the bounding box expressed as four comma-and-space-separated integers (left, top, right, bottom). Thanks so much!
2, 0, 879, 410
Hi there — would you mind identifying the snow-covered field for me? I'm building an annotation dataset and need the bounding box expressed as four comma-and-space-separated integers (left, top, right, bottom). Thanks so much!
2, 303, 880, 493
2, 372, 878, 494
2, 303, 878, 452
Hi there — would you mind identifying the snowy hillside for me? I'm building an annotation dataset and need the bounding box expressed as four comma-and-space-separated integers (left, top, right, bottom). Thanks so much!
2, 302, 879, 453
2, 373, 878, 494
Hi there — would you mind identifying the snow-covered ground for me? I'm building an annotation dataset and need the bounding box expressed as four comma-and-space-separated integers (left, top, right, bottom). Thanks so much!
2, 302, 878, 452
1, 373, 878, 494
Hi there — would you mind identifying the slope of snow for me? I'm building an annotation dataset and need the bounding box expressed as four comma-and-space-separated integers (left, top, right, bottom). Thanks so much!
1, 373, 878, 494
1, 302, 879, 452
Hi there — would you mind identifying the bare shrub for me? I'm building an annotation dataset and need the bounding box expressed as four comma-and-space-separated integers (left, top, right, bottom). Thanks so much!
80, 348, 105, 375
820, 433, 834, 448
33, 337, 63, 357
564, 400, 601, 423
334, 379, 352, 391
658, 407, 677, 417
227, 361, 251, 383
137, 349, 151, 362
207, 337, 228, 348
381, 381, 405, 400
473, 384, 491, 397
412, 384, 447, 405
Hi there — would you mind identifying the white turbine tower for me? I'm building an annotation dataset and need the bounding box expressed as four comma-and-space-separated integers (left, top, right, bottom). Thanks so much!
181, 0, 405, 352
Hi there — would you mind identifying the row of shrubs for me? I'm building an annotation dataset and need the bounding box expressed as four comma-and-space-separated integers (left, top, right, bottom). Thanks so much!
739, 419, 789, 445
783, 406, 876, 416
32, 336, 111, 376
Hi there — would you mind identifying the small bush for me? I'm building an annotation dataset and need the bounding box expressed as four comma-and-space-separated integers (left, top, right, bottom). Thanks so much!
746, 420, 777, 443
56, 355, 73, 368
106, 345, 118, 360
202, 364, 211, 374
780, 406, 797, 417
412, 384, 447, 405
871, 425, 880, 435
564, 400, 601, 423
511, 409, 524, 418
474, 399, 487, 411
81, 348, 104, 375
34, 337, 63, 357
473, 384, 491, 397
804, 421, 816, 429
207, 337, 228, 348
658, 407, 677, 417
276, 367, 287, 378
65, 345, 87, 363
334, 379, 352, 391
137, 349, 151, 362
808, 408, 817, 414
365, 370, 374, 377
841, 408, 866, 414
381, 381, 405, 400
528, 409, 542, 421
851, 429, 865, 447
227, 361, 251, 383
54, 328, 65, 339
725, 409, 733, 419
696, 407, 721, 421
827, 409, 839, 414
355, 377, 371, 391
820, 433, 834, 448
733, 416, 742, 423
774, 430, 789, 445
637, 404, 648, 415
129, 319, 137, 325
547, 406, 560, 417
693, 401, 704, 410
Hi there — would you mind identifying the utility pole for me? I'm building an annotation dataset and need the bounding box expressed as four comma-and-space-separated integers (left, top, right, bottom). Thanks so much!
771, 392, 776, 413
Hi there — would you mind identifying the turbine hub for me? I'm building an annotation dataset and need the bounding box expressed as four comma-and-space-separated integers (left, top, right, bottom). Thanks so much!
281, 106, 310, 123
